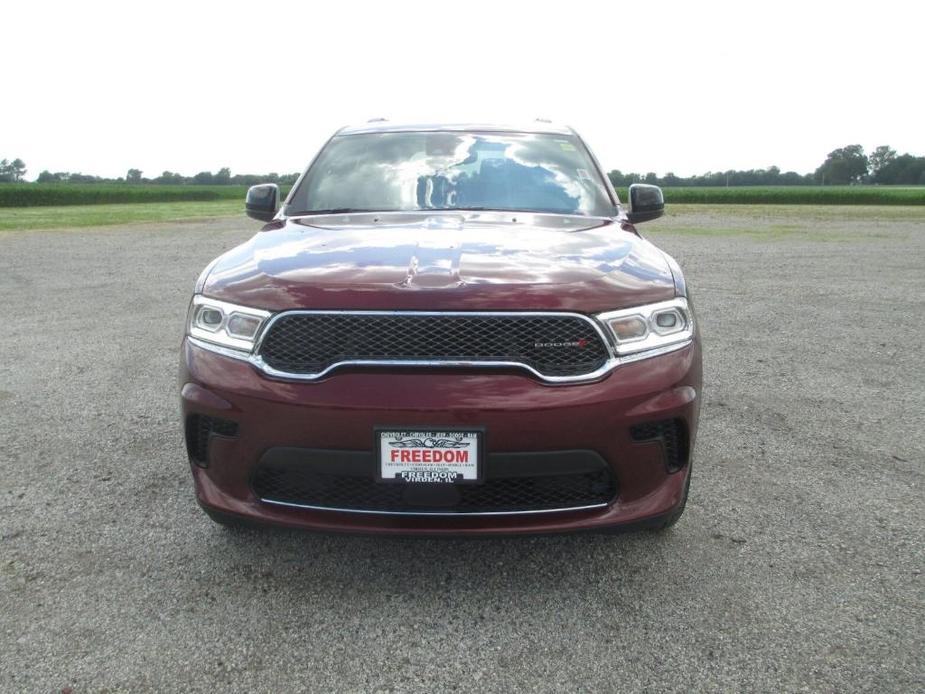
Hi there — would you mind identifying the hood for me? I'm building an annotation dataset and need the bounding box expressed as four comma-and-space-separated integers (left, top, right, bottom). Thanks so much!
201, 213, 676, 313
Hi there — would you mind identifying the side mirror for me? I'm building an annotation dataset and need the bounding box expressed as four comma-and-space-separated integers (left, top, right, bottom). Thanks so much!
245, 184, 280, 222
626, 184, 664, 224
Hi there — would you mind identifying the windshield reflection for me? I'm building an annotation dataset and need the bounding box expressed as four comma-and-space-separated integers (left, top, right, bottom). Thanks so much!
288, 132, 613, 217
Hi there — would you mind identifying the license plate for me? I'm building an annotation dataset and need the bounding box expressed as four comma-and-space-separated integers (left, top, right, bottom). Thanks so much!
377, 429, 482, 484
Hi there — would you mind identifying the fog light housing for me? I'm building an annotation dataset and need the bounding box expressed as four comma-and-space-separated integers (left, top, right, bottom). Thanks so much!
185, 414, 240, 468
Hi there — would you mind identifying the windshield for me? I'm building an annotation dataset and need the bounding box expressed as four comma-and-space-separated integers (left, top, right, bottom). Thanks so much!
287, 131, 615, 217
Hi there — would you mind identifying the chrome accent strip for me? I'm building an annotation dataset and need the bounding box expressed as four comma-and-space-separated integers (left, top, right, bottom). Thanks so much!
188, 336, 252, 362
188, 333, 693, 386
251, 356, 621, 385
258, 498, 609, 517
615, 340, 694, 365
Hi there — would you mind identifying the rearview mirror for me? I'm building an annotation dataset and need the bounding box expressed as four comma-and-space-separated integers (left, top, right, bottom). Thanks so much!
626, 184, 664, 224
245, 184, 280, 222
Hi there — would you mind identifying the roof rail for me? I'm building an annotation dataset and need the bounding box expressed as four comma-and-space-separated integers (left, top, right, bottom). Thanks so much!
535, 118, 552, 123
367, 117, 388, 123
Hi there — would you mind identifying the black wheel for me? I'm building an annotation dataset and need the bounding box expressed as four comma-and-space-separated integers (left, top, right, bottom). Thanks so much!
651, 467, 691, 531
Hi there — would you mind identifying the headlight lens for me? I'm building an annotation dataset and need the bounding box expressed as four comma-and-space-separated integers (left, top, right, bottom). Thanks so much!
187, 296, 272, 352
195, 307, 224, 331
597, 298, 694, 358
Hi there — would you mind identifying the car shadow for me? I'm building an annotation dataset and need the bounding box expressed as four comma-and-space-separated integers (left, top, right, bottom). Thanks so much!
199, 522, 693, 599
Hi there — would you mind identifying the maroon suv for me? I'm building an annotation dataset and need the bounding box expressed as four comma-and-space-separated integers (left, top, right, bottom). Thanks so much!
180, 121, 701, 535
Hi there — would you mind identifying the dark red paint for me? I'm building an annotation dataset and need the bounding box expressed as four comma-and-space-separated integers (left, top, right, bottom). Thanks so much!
180, 328, 701, 535
180, 123, 701, 535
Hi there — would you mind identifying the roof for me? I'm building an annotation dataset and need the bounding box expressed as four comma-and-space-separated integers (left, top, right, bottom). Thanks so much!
337, 120, 575, 136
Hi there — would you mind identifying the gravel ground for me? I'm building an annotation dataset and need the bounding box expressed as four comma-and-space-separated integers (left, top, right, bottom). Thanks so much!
1, 206, 923, 692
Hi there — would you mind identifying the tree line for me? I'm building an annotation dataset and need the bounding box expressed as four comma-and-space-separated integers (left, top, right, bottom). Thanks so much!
0, 159, 27, 182
0, 162, 300, 186
3, 144, 924, 186
608, 144, 925, 188
34, 168, 302, 186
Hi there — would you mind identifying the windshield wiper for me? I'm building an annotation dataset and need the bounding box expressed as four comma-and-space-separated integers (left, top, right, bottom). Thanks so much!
292, 208, 386, 215
290, 207, 595, 217
429, 206, 588, 216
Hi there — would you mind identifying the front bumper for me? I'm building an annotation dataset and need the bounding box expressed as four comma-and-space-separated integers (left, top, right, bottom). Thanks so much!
179, 337, 701, 536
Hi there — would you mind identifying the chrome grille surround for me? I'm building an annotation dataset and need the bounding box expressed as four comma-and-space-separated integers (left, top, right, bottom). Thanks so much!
187, 308, 693, 385
253, 310, 613, 383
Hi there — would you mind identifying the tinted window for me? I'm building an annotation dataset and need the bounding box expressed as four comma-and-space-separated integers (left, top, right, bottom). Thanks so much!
288, 132, 614, 216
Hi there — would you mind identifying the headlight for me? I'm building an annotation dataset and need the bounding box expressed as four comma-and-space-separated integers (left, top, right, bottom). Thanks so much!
187, 295, 272, 352
597, 298, 694, 359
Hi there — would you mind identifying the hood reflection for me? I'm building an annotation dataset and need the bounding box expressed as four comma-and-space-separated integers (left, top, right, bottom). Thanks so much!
204, 215, 675, 311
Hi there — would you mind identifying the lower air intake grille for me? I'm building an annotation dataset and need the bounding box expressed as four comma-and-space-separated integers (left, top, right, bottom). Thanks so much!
252, 449, 617, 514
185, 414, 239, 467
256, 312, 610, 379
630, 418, 688, 472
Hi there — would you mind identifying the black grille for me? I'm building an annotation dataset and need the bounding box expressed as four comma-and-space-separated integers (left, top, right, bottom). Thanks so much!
185, 414, 239, 467
630, 418, 688, 472
257, 313, 610, 378
252, 450, 617, 514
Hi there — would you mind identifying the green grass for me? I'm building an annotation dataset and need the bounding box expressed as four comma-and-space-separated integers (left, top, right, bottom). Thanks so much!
645, 204, 925, 243
0, 200, 243, 231
614, 185, 925, 205
0, 183, 290, 207
0, 183, 254, 207
3, 196, 925, 233
2, 183, 924, 208
664, 202, 925, 222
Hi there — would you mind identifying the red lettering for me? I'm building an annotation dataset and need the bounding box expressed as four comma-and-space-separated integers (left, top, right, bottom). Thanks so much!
392, 447, 472, 465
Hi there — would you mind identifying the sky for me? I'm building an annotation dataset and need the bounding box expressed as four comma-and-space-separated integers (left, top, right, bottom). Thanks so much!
4, 0, 923, 181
